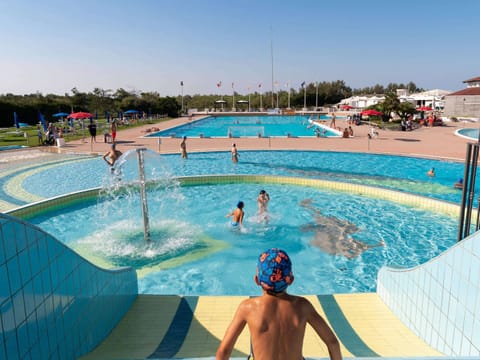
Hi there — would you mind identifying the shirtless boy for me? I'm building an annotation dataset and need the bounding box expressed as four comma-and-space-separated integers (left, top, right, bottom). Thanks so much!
226, 201, 244, 227
216, 248, 342, 360
102, 143, 122, 167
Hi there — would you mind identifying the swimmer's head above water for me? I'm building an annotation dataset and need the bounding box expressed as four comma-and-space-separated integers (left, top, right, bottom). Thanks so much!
256, 248, 294, 294
237, 201, 244, 209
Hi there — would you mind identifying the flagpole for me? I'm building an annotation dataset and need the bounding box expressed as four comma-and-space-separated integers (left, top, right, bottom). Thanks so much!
270, 26, 274, 109
232, 82, 235, 112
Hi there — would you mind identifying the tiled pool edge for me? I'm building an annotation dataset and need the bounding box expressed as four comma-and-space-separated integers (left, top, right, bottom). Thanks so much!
378, 232, 480, 356
0, 212, 138, 360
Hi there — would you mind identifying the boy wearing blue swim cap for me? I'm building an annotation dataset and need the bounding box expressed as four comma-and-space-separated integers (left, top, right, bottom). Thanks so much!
216, 248, 342, 360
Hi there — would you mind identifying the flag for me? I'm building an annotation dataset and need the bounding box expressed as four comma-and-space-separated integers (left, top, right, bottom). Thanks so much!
301, 81, 306, 88
180, 81, 184, 86
232, 82, 234, 89
38, 111, 47, 131
14, 112, 19, 129
217, 81, 222, 88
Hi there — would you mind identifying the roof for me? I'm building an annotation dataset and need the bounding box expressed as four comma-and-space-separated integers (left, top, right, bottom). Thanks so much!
413, 89, 451, 97
446, 88, 480, 96
463, 77, 480, 83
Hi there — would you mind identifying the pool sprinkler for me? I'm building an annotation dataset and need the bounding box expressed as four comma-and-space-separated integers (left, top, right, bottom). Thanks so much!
136, 148, 151, 243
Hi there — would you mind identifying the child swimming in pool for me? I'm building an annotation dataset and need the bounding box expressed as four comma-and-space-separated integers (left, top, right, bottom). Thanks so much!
216, 248, 342, 360
226, 201, 244, 227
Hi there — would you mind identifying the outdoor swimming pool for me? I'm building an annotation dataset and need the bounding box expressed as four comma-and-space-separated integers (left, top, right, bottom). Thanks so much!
11, 149, 464, 296
146, 115, 340, 138
456, 127, 480, 141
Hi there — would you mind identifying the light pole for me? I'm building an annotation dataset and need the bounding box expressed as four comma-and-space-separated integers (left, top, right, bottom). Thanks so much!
232, 82, 235, 111
302, 82, 307, 111
180, 81, 184, 114
315, 81, 319, 110
287, 82, 291, 109
259, 83, 263, 111
274, 81, 279, 108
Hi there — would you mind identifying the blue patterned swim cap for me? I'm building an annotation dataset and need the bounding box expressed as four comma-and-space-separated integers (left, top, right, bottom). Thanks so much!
257, 248, 293, 293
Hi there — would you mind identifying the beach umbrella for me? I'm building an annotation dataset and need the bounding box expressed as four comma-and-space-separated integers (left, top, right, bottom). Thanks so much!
361, 109, 383, 116
68, 112, 93, 119
52, 112, 70, 118
340, 105, 352, 110
124, 109, 139, 114
416, 106, 432, 112
14, 112, 19, 129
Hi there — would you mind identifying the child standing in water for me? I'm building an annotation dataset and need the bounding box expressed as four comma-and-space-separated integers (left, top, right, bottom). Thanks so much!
226, 201, 244, 227
216, 248, 342, 360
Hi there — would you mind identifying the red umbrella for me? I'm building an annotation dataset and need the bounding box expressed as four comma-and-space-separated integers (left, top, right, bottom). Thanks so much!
416, 106, 432, 112
340, 104, 352, 110
361, 109, 383, 116
68, 112, 93, 119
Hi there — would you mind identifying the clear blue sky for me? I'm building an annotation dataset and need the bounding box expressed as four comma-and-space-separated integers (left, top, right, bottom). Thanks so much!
0, 0, 478, 96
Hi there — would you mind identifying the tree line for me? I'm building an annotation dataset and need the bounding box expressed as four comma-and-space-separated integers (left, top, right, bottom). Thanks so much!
0, 81, 423, 127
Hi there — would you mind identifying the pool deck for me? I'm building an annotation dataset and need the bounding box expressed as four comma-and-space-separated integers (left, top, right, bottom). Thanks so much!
79, 293, 443, 360
2, 115, 477, 359
50, 115, 475, 161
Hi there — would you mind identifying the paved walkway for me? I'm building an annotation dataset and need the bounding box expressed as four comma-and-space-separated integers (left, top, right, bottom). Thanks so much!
55, 116, 475, 161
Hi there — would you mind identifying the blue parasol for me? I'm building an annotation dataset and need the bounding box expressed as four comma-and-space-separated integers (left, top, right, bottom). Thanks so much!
124, 109, 139, 114
14, 112, 19, 129
52, 112, 70, 118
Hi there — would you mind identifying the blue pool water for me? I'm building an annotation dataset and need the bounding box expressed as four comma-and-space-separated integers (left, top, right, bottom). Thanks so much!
8, 150, 467, 295
27, 180, 457, 296
20, 151, 466, 204
456, 127, 480, 141
146, 115, 340, 138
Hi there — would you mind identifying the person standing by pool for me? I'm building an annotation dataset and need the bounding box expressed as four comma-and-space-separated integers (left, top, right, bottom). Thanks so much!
231, 143, 239, 163
226, 201, 244, 227
88, 120, 97, 143
216, 248, 342, 360
180, 136, 187, 158
329, 112, 336, 129
110, 119, 117, 143
37, 125, 43, 145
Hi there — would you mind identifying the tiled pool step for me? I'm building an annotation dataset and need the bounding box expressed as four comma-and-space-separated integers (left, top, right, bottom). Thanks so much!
80, 293, 443, 360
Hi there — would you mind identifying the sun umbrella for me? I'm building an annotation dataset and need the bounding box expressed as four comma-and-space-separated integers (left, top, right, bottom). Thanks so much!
52, 112, 70, 118
416, 106, 432, 111
124, 109, 139, 114
14, 112, 19, 129
361, 109, 383, 116
68, 112, 93, 119
340, 105, 352, 110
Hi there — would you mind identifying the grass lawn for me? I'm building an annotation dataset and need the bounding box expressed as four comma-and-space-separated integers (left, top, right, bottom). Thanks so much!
0, 117, 172, 148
